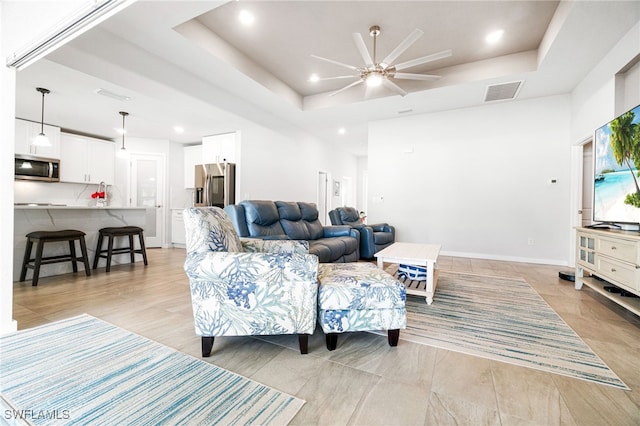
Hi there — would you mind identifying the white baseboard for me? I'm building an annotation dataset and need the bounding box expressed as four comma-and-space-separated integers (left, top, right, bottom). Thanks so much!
441, 250, 569, 267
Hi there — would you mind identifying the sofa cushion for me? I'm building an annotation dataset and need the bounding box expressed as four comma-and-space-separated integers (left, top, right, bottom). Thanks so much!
374, 232, 394, 245
281, 219, 310, 240
241, 201, 286, 237
275, 201, 325, 241
276, 201, 310, 240
310, 236, 358, 263
305, 220, 324, 240
276, 201, 302, 221
308, 241, 332, 263
339, 207, 360, 224
299, 202, 318, 221
298, 202, 324, 240
339, 235, 359, 255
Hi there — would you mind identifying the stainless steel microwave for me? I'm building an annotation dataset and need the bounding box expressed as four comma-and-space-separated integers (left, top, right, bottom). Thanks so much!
14, 155, 60, 182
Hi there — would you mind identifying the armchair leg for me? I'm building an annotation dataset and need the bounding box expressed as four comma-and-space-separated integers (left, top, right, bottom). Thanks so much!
326, 333, 338, 351
202, 336, 214, 357
388, 329, 400, 347
298, 334, 309, 354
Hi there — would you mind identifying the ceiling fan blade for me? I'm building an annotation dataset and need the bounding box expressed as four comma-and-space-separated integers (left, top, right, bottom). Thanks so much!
393, 72, 441, 81
394, 49, 452, 71
381, 78, 407, 97
316, 75, 359, 81
329, 79, 364, 97
310, 54, 359, 71
352, 32, 373, 66
382, 28, 424, 67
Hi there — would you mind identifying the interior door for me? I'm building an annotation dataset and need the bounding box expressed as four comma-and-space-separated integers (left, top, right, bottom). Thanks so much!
342, 176, 353, 207
317, 170, 329, 225
130, 153, 165, 248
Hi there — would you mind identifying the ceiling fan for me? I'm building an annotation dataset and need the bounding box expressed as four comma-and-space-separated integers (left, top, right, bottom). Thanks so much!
311, 25, 452, 97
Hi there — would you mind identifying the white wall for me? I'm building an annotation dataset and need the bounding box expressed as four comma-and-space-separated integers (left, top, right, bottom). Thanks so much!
368, 95, 572, 265
237, 121, 358, 207
1, 1, 129, 333
566, 22, 640, 266
0, 4, 18, 334
571, 21, 640, 143
356, 156, 368, 213
617, 60, 640, 115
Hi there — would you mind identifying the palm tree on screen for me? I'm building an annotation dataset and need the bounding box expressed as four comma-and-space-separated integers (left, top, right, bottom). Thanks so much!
610, 111, 640, 206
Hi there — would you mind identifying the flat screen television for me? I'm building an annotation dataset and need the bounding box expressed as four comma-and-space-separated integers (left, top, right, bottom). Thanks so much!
593, 103, 640, 226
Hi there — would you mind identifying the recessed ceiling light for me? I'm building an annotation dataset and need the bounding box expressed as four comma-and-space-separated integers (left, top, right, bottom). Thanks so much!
238, 9, 255, 26
338, 127, 346, 135
486, 29, 504, 44
173, 126, 184, 134
309, 73, 319, 83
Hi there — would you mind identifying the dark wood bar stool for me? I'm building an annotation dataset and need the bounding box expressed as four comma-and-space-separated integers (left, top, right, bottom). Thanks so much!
93, 226, 148, 272
20, 230, 91, 286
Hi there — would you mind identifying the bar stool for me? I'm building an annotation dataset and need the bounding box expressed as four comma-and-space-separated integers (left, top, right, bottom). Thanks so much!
93, 226, 148, 272
20, 230, 91, 286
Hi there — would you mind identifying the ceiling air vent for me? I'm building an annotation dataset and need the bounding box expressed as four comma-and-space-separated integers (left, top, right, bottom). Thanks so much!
95, 88, 131, 102
484, 81, 523, 103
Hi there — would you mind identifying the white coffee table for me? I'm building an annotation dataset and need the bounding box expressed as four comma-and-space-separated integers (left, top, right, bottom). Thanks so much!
375, 242, 441, 305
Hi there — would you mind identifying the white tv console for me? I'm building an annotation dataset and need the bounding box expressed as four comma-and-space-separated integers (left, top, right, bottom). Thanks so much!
575, 227, 640, 316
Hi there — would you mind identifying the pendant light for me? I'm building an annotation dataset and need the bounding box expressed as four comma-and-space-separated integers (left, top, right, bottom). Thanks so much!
117, 111, 129, 158
32, 87, 51, 147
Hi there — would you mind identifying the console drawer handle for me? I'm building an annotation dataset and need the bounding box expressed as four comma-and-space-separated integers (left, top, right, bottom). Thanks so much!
611, 246, 617, 250
611, 268, 617, 273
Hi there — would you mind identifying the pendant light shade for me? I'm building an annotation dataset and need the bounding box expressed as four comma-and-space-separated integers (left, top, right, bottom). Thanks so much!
32, 87, 51, 147
117, 111, 130, 158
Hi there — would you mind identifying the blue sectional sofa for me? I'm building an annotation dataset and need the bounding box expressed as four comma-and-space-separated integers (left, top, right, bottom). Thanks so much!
224, 200, 359, 263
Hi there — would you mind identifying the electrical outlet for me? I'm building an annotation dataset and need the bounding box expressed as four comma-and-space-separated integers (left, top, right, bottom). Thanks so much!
527, 238, 535, 245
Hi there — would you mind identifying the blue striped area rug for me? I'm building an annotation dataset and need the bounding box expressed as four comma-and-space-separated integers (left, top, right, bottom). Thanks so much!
399, 271, 629, 390
0, 315, 304, 425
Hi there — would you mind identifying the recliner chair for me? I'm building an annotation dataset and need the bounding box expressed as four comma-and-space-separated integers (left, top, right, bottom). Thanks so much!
329, 207, 395, 259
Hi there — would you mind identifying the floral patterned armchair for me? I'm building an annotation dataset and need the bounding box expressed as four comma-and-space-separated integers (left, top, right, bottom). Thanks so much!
183, 207, 319, 357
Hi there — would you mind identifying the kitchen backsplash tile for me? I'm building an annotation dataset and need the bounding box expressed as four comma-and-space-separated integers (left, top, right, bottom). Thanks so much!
14, 180, 125, 207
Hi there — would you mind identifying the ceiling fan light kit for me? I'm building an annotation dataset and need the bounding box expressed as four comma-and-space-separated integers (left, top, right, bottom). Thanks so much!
311, 25, 452, 97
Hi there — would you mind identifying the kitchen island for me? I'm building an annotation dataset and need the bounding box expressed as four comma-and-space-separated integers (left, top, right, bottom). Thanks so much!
13, 205, 147, 282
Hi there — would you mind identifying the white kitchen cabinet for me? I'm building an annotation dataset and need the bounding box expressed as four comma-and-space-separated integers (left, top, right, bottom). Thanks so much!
15, 118, 61, 159
202, 132, 236, 164
171, 209, 186, 245
60, 133, 115, 184
184, 145, 202, 188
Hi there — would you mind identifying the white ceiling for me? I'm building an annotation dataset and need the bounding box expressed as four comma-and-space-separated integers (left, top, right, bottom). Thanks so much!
13, 1, 640, 157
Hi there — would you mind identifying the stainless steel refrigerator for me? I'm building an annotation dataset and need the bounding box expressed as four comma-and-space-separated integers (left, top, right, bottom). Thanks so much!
194, 163, 236, 208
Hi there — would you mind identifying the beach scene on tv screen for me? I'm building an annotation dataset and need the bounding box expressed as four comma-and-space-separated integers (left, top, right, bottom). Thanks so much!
594, 104, 640, 224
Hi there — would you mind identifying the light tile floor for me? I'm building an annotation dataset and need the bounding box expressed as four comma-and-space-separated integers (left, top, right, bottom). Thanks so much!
12, 248, 640, 425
